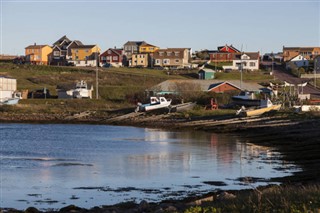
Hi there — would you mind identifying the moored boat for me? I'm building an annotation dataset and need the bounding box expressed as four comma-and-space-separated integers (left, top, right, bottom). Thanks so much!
232, 91, 261, 106
236, 99, 281, 117
135, 97, 172, 112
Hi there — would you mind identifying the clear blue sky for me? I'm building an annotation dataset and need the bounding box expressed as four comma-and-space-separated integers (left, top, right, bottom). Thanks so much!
1, 0, 319, 55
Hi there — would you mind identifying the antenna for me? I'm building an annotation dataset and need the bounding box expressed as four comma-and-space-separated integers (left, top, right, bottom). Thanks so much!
240, 44, 243, 90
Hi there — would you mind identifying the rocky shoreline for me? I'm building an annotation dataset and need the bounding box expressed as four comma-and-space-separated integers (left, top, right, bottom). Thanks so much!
1, 111, 320, 212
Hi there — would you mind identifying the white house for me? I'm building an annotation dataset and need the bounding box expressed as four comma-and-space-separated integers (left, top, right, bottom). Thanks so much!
286, 54, 309, 70
223, 52, 260, 71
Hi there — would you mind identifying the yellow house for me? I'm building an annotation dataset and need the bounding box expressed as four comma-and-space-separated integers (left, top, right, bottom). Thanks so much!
131, 54, 149, 67
71, 45, 101, 66
139, 43, 159, 53
25, 44, 52, 65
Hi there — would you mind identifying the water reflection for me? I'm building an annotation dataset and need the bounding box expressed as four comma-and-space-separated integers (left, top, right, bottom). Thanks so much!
0, 124, 299, 210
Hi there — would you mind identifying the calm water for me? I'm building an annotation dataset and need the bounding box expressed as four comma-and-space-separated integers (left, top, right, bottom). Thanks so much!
0, 123, 299, 210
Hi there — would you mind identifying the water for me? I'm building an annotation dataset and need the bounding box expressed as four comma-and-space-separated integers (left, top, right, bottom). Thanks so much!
0, 123, 299, 210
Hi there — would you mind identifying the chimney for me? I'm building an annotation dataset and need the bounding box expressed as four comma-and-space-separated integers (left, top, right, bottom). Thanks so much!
114, 46, 116, 49
34, 42, 36, 46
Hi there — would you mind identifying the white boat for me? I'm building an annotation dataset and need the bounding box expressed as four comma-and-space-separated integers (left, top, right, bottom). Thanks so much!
135, 97, 172, 112
73, 80, 92, 99
232, 91, 261, 106
293, 105, 320, 112
236, 99, 281, 117
0, 97, 20, 105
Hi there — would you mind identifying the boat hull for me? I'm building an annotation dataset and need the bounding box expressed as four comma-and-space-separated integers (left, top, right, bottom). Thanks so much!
0, 98, 19, 105
232, 97, 261, 106
245, 104, 281, 117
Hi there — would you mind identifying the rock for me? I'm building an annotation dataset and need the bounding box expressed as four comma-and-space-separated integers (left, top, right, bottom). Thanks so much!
217, 192, 236, 201
25, 207, 39, 213
138, 200, 149, 211
59, 205, 83, 212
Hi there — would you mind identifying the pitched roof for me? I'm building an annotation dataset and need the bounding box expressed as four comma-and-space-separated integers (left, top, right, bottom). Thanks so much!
153, 48, 190, 59
53, 35, 71, 46
140, 43, 158, 48
124, 41, 147, 46
25, 44, 50, 49
100, 48, 123, 56
218, 44, 240, 53
283, 46, 318, 52
234, 52, 260, 60
150, 79, 262, 92
71, 45, 97, 49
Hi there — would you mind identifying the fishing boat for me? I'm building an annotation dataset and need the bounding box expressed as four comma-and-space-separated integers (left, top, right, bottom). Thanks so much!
0, 97, 20, 105
236, 99, 281, 117
232, 91, 261, 106
135, 97, 172, 112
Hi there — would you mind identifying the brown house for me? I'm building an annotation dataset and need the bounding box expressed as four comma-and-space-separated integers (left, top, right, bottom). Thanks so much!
283, 46, 320, 62
153, 48, 191, 68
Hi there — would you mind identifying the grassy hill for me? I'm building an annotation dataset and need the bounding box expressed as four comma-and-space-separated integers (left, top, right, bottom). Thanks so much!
0, 63, 273, 113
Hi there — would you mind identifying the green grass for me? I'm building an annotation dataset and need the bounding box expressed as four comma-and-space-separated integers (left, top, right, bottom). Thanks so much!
215, 70, 273, 81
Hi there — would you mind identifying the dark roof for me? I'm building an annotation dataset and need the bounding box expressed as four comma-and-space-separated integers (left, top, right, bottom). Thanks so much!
124, 41, 147, 46
100, 48, 123, 56
153, 48, 190, 59
283, 46, 318, 51
53, 35, 71, 46
72, 45, 96, 49
234, 52, 260, 60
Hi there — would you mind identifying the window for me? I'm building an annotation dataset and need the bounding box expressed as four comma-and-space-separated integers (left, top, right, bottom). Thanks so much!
53, 51, 60, 56
156, 59, 160, 64
75, 56, 79, 60
113, 56, 118, 61
106, 56, 110, 60
140, 60, 143, 63
101, 56, 106, 60
250, 62, 256, 67
163, 59, 170, 64
167, 52, 171, 56
175, 52, 179, 56
159, 52, 164, 56
175, 59, 180, 63
108, 50, 112, 54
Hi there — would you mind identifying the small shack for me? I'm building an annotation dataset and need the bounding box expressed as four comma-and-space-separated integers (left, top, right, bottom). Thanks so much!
0, 77, 17, 101
198, 68, 216, 80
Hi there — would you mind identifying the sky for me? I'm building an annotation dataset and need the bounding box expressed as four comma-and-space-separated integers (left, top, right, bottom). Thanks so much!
0, 0, 319, 55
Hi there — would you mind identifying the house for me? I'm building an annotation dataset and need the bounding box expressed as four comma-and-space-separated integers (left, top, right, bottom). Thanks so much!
123, 41, 147, 59
198, 68, 216, 80
207, 81, 241, 93
283, 46, 320, 62
209, 44, 240, 62
139, 43, 159, 54
130, 53, 149, 68
50, 35, 83, 66
222, 52, 260, 71
149, 79, 262, 96
25, 43, 52, 65
153, 48, 191, 68
100, 48, 124, 67
286, 54, 309, 70
70, 45, 101, 67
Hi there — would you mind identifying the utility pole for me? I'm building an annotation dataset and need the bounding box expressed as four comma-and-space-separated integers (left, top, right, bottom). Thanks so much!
314, 56, 318, 88
95, 46, 99, 99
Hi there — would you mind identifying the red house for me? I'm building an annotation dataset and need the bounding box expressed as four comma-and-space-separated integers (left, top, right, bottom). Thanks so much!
209, 44, 240, 62
100, 48, 124, 67
208, 81, 241, 93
